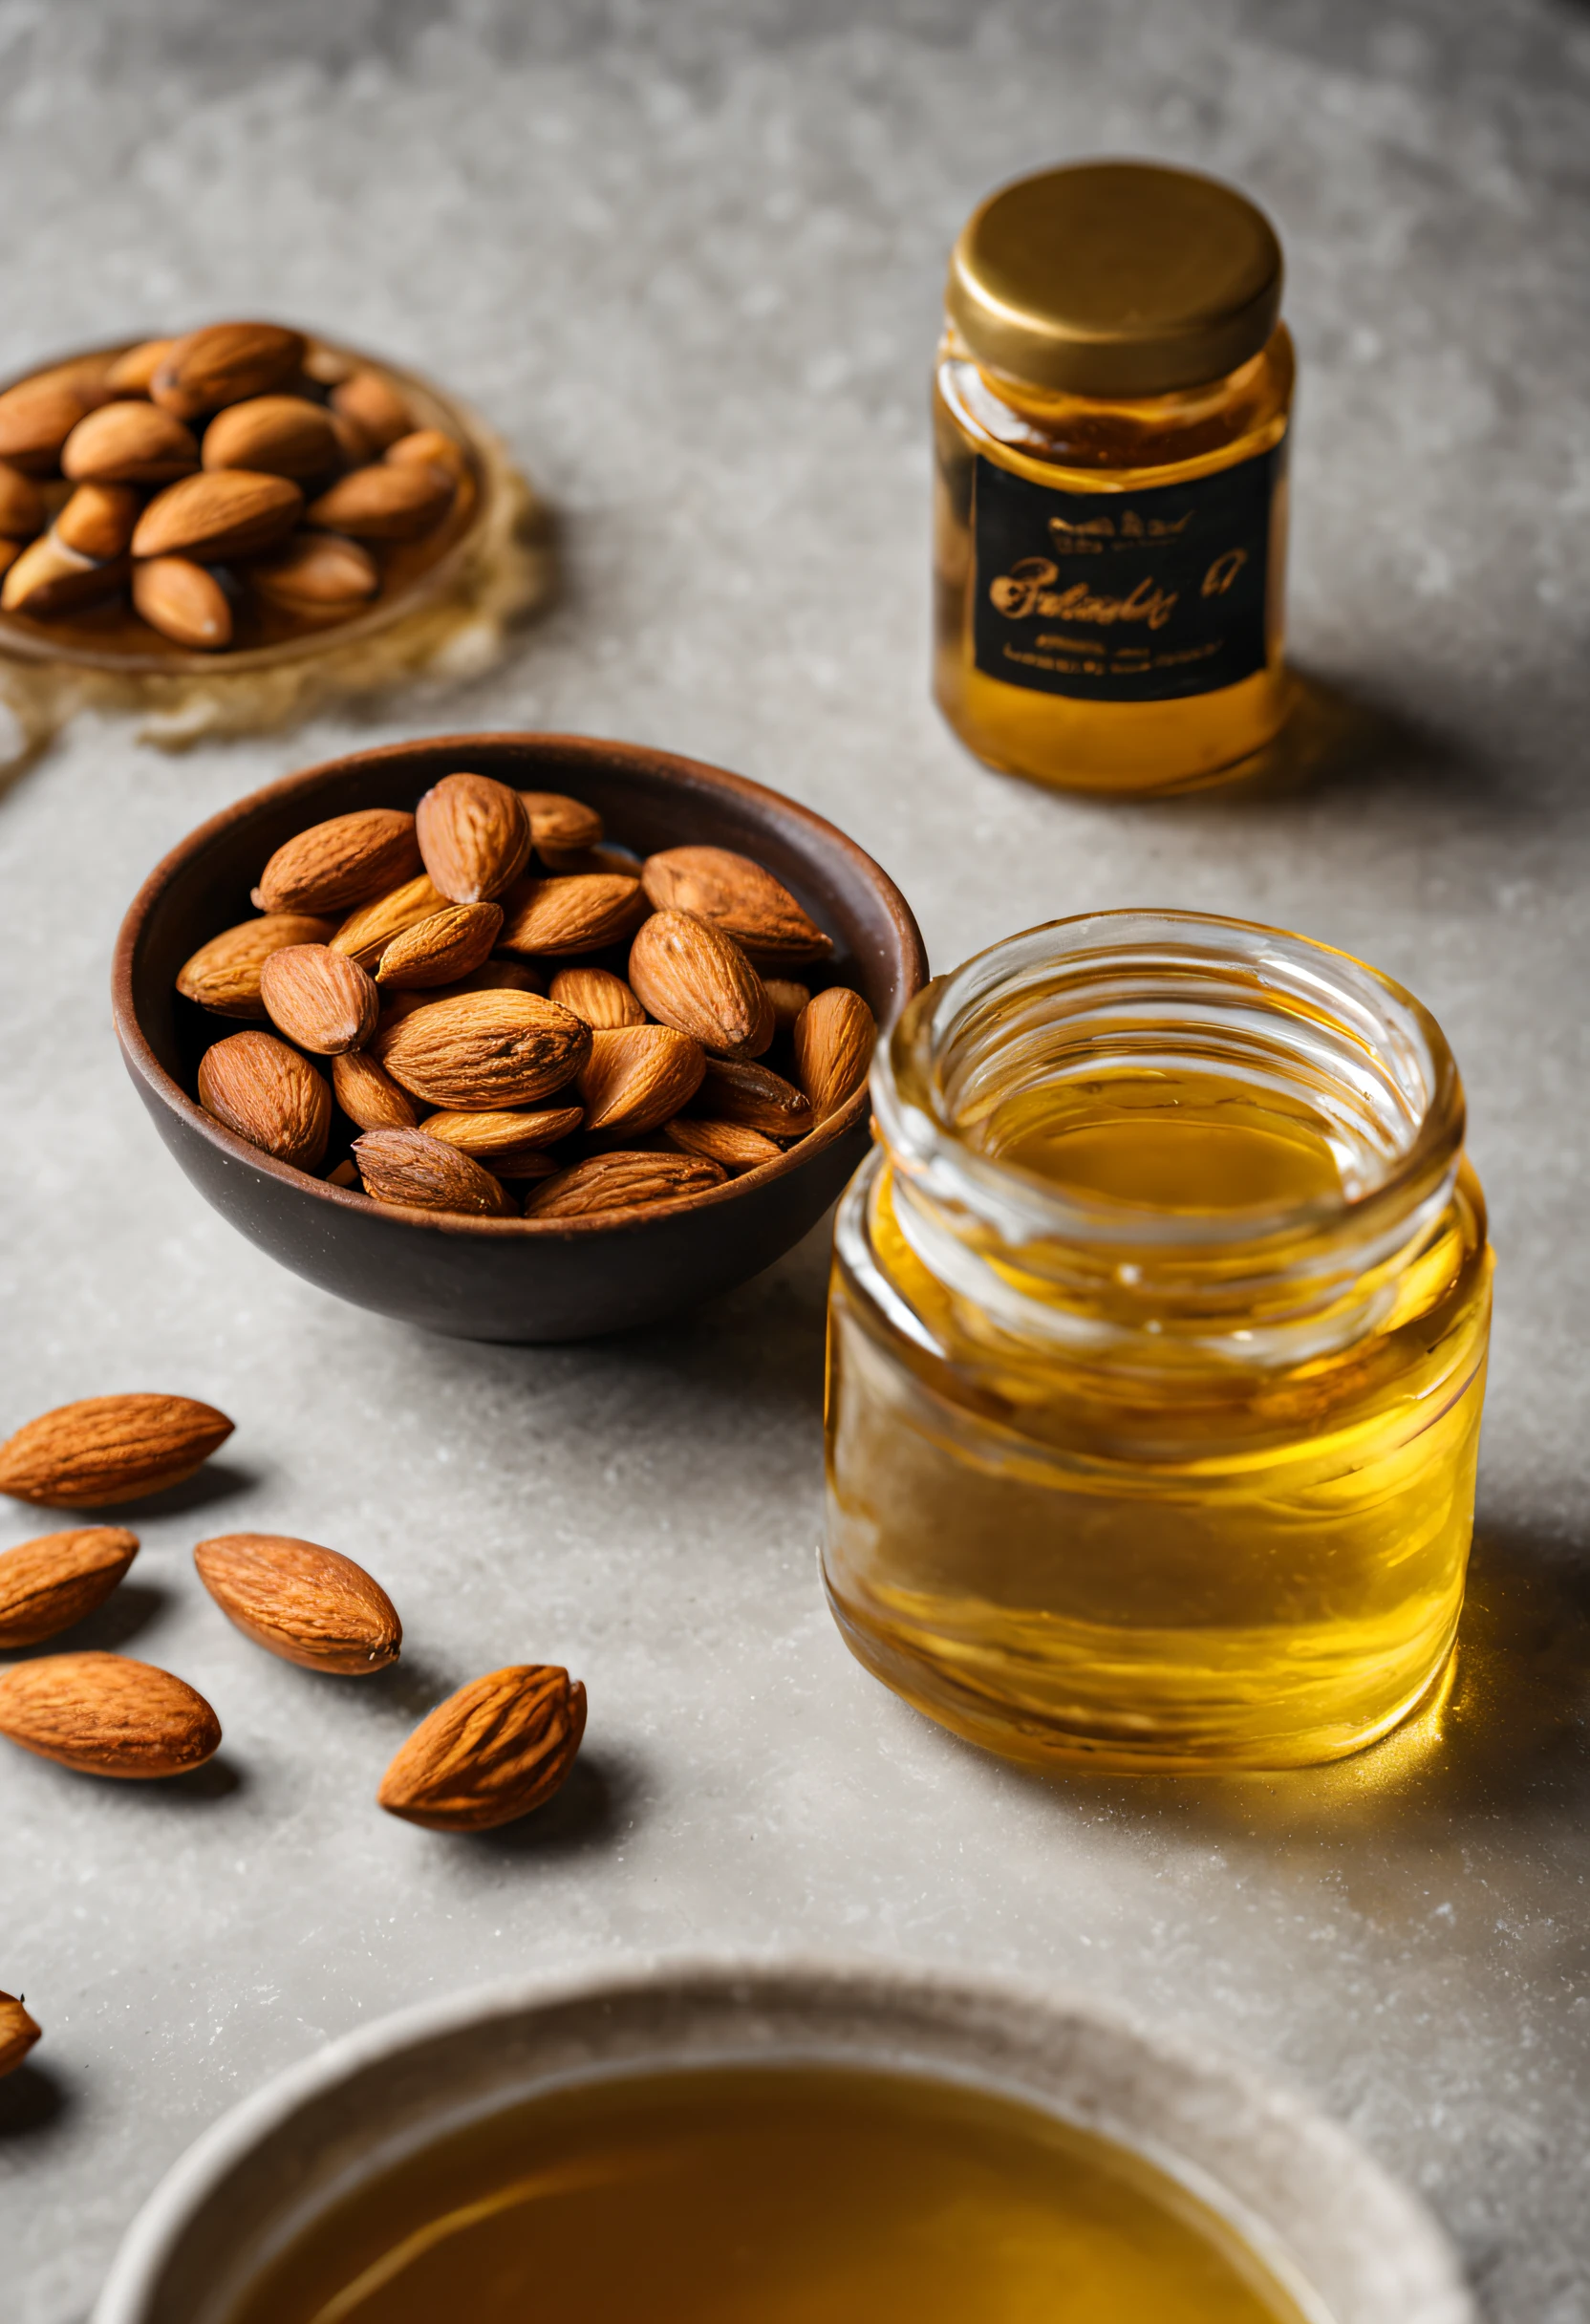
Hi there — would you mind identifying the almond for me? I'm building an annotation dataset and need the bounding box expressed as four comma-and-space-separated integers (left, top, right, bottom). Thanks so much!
386, 427, 467, 483
696, 1057, 813, 1138
0, 1395, 233, 1510
0, 540, 20, 579
0, 534, 126, 617
420, 1107, 581, 1173
55, 483, 140, 560
523, 1151, 726, 1218
663, 1117, 783, 1174
302, 341, 355, 388
60, 400, 199, 484
194, 1533, 401, 1674
377, 1664, 586, 1831
248, 531, 379, 615
328, 410, 373, 470
499, 874, 648, 958
0, 369, 114, 474
415, 772, 531, 904
378, 990, 591, 1110
331, 369, 412, 452
259, 944, 379, 1055
519, 790, 603, 853
793, 985, 877, 1122
332, 1047, 419, 1130
132, 556, 232, 650
198, 1029, 332, 1167
106, 336, 177, 394
376, 902, 503, 989
762, 977, 811, 1032
306, 462, 451, 541
150, 322, 306, 420
177, 913, 336, 1019
0, 1527, 140, 1647
628, 910, 774, 1060
0, 463, 45, 540
325, 1158, 360, 1188
640, 846, 833, 964
202, 395, 339, 478
548, 966, 645, 1030
576, 1025, 705, 1135
0, 1652, 221, 1778
132, 469, 302, 561
256, 808, 422, 915
330, 872, 446, 968
353, 1128, 513, 1216
0, 1993, 41, 2079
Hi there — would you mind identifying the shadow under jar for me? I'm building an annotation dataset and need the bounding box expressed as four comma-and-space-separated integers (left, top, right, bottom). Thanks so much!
823, 912, 1493, 1773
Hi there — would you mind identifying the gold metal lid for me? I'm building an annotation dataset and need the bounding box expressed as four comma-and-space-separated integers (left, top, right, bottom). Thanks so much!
946, 160, 1283, 398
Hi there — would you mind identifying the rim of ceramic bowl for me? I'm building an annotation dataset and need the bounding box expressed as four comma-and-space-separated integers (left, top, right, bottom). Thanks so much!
112, 732, 928, 1239
0, 334, 505, 678
90, 1954, 1475, 2324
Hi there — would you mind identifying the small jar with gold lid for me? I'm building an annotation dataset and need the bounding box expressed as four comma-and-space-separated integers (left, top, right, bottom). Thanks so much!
935, 160, 1294, 795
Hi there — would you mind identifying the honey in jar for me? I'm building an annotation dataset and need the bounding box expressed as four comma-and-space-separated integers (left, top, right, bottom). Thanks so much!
935, 161, 1294, 794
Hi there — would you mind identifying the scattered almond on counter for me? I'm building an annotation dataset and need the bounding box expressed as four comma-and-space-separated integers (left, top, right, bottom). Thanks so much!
377, 1664, 587, 1831
0, 1527, 140, 1647
0, 1394, 234, 1510
0, 1994, 41, 2080
194, 1534, 401, 1675
0, 1652, 222, 1778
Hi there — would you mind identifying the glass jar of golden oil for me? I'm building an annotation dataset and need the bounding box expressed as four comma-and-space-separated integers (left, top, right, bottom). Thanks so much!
934, 161, 1295, 794
230, 2064, 1315, 2323
824, 911, 1493, 1772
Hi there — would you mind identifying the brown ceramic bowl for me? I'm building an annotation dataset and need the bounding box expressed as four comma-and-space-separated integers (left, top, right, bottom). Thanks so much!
114, 734, 927, 1342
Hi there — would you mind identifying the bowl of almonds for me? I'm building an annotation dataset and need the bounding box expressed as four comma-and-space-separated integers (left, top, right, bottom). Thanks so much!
115, 733, 927, 1340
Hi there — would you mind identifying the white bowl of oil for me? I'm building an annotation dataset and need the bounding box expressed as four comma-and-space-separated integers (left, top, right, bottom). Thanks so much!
93, 1959, 1472, 2324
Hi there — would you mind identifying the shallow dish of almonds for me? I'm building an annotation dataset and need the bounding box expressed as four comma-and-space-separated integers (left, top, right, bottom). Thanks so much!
115, 734, 927, 1339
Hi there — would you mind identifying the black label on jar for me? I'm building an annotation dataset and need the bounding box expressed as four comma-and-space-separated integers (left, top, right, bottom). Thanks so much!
971, 445, 1280, 702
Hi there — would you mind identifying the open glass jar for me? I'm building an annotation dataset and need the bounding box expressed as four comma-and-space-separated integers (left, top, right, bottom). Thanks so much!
823, 912, 1493, 1772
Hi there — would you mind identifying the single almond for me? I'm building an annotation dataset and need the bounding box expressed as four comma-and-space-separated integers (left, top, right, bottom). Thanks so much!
198, 1029, 333, 1168
0, 1993, 41, 2080
194, 1533, 401, 1674
762, 977, 811, 1032
386, 427, 467, 483
259, 944, 379, 1055
420, 1107, 581, 1173
106, 336, 177, 394
576, 1025, 705, 1135
306, 462, 451, 541
523, 1150, 727, 1218
177, 914, 336, 1019
150, 322, 306, 420
498, 873, 649, 958
0, 1652, 221, 1778
202, 395, 339, 478
415, 772, 531, 904
548, 966, 646, 1030
54, 483, 140, 560
519, 790, 604, 853
331, 370, 413, 451
695, 1056, 814, 1138
793, 985, 877, 1122
0, 462, 45, 540
641, 846, 833, 965
0, 1395, 233, 1510
0, 533, 126, 616
353, 1128, 513, 1216
377, 1664, 586, 1831
663, 1117, 783, 1174
0, 540, 20, 580
378, 990, 591, 1110
256, 808, 422, 916
332, 1047, 419, 1130
0, 369, 114, 473
60, 400, 199, 484
330, 872, 446, 968
302, 341, 355, 388
249, 531, 379, 615
628, 910, 775, 1060
132, 556, 232, 649
376, 902, 503, 989
0, 1527, 140, 1647
328, 409, 373, 469
132, 468, 302, 562
325, 1158, 360, 1188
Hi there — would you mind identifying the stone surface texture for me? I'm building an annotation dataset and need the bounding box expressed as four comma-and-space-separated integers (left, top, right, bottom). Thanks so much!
1, 3, 1587, 2319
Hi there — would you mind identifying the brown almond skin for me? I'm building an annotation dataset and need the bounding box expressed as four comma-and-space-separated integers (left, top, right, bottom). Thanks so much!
663, 1117, 783, 1175
249, 531, 378, 615
330, 872, 446, 968
194, 1534, 401, 1674
697, 1057, 814, 1139
1, 534, 127, 617
198, 1029, 332, 1168
0, 1992, 41, 2079
60, 400, 199, 484
577, 1025, 706, 1135
257, 809, 422, 916
131, 469, 302, 562
0, 463, 45, 541
306, 463, 451, 542
641, 846, 833, 964
177, 914, 335, 1019
0, 1653, 221, 1778
331, 370, 412, 451
762, 977, 811, 1033
354, 1128, 513, 1216
523, 1151, 726, 1218
332, 1048, 419, 1131
0, 1396, 233, 1511
376, 902, 503, 990
132, 556, 232, 650
628, 910, 775, 1061
202, 395, 339, 479
499, 874, 648, 958
259, 944, 379, 1055
0, 1528, 140, 1647
106, 336, 177, 394
0, 370, 114, 474
55, 483, 140, 560
379, 990, 591, 1111
150, 322, 306, 420
420, 1108, 581, 1173
549, 966, 646, 1030
519, 790, 603, 853
415, 772, 531, 904
386, 427, 466, 483
793, 985, 877, 1122
377, 1665, 586, 1831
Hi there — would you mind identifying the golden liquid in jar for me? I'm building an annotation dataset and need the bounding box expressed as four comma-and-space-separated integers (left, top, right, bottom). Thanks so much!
825, 1064, 1492, 1770
230, 2065, 1312, 2324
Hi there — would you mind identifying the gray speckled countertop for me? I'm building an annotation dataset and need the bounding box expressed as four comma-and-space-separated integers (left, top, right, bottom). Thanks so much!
2, 5, 1588, 2318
